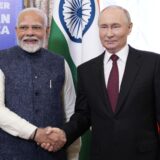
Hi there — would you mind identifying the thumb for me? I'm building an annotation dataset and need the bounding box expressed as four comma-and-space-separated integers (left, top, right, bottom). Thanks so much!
45, 126, 53, 134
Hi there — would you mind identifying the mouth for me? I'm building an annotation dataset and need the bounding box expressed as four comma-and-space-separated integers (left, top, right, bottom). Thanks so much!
22, 37, 39, 44
24, 39, 38, 44
104, 40, 117, 45
105, 39, 116, 43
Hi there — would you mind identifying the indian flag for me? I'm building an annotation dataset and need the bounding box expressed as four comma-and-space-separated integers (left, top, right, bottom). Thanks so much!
48, 0, 103, 159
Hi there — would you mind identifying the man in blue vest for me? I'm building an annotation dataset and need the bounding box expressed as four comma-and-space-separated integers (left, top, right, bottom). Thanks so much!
0, 7, 80, 160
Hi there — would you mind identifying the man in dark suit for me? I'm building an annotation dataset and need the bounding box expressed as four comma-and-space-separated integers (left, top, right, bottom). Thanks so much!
42, 5, 160, 160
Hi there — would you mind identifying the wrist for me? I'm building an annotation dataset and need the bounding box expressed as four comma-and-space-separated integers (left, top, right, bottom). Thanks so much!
30, 128, 38, 140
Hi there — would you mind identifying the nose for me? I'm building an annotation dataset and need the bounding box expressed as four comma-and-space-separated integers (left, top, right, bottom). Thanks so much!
25, 27, 34, 36
106, 28, 114, 38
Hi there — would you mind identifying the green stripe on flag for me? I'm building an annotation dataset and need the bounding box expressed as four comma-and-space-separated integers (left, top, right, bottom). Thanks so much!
79, 130, 91, 160
48, 18, 77, 85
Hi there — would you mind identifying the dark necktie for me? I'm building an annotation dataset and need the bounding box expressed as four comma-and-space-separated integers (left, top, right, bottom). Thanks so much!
107, 55, 119, 112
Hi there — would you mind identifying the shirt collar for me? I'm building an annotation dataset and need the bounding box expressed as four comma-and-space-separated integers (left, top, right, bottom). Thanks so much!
104, 44, 129, 64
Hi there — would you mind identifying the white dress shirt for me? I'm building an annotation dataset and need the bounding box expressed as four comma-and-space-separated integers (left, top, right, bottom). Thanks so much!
0, 60, 80, 160
104, 45, 129, 91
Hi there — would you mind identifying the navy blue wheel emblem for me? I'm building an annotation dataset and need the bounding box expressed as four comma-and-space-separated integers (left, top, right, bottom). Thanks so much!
59, 0, 95, 43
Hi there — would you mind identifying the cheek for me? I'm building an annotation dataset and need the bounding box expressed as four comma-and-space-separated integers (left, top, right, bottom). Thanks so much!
115, 29, 130, 37
118, 33, 128, 41
99, 32, 106, 41
36, 32, 46, 39
16, 32, 24, 40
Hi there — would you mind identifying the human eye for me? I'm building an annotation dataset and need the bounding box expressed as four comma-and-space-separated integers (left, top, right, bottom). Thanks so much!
99, 24, 108, 29
32, 25, 43, 31
112, 24, 121, 29
18, 25, 28, 31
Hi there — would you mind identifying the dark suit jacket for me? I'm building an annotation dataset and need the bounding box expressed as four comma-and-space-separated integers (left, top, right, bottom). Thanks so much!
63, 46, 160, 160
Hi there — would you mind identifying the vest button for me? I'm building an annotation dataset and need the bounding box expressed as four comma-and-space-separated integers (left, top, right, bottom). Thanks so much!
35, 91, 39, 96
35, 109, 39, 113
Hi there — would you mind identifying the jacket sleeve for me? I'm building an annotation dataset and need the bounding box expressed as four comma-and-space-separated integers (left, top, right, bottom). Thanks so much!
62, 66, 91, 147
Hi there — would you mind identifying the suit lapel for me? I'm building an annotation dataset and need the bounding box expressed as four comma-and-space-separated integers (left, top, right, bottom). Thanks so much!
115, 47, 142, 114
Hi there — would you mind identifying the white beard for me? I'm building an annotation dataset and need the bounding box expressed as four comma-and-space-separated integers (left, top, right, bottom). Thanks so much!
17, 36, 45, 53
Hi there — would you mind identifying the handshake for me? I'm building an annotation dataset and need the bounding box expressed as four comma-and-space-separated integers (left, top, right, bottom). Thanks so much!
33, 127, 66, 152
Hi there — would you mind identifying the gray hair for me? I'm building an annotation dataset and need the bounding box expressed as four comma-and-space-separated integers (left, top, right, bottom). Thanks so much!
100, 5, 132, 24
16, 7, 48, 27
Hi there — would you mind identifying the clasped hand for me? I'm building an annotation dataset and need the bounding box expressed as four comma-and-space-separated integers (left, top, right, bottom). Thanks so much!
34, 127, 66, 152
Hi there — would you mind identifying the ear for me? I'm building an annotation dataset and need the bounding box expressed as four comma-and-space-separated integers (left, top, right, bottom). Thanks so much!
46, 26, 50, 36
128, 23, 133, 34
15, 26, 18, 32
15, 26, 18, 36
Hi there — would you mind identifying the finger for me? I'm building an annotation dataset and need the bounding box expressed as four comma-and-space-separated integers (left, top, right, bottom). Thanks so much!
51, 127, 62, 133
48, 145, 54, 152
52, 144, 63, 152
41, 143, 51, 150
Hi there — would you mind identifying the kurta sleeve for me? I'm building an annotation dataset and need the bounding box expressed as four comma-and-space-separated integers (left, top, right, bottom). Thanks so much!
0, 69, 37, 139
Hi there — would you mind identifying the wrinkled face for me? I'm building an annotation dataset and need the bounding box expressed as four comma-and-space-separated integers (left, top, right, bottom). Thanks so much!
98, 8, 132, 53
16, 11, 48, 53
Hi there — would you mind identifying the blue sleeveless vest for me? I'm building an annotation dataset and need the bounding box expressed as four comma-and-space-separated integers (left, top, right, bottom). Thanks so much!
0, 46, 67, 160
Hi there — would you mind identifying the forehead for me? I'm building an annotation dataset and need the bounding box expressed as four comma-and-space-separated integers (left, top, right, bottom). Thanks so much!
99, 8, 128, 24
18, 11, 44, 26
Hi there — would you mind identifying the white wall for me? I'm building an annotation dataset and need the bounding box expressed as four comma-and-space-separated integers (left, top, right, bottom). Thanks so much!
100, 0, 160, 54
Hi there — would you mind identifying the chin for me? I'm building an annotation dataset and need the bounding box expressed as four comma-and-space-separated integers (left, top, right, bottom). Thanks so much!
21, 44, 41, 53
20, 41, 43, 53
106, 47, 116, 53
